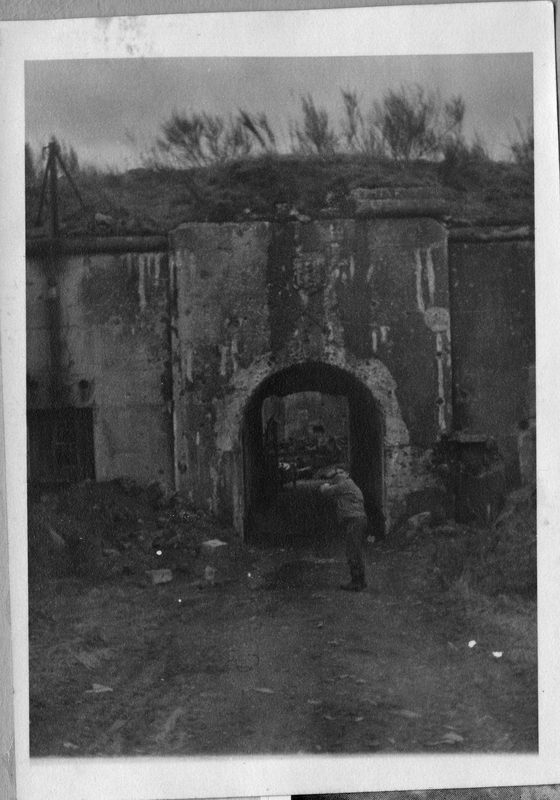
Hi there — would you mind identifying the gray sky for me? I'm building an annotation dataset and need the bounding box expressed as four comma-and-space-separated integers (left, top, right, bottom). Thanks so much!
25, 54, 532, 169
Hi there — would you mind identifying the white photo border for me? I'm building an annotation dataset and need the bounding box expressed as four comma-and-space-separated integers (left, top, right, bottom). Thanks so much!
1, 3, 559, 798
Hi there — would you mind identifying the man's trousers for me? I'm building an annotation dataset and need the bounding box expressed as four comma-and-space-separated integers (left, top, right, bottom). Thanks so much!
342, 516, 368, 588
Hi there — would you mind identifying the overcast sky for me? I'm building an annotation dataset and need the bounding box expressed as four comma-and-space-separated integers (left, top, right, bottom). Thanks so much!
25, 54, 532, 169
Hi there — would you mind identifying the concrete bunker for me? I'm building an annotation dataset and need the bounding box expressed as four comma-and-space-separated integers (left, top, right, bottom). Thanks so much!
241, 361, 384, 544
24, 218, 535, 537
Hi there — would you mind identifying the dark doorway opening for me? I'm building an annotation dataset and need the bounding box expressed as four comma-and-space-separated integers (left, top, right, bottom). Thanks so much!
262, 389, 350, 484
27, 407, 95, 488
242, 362, 384, 545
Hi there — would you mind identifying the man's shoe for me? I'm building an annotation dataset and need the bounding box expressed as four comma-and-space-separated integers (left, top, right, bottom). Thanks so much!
340, 582, 366, 592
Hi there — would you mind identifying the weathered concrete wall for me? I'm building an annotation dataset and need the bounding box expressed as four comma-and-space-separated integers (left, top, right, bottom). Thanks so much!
449, 239, 535, 486
265, 219, 452, 443
171, 219, 451, 530
26, 221, 533, 532
26, 251, 174, 486
170, 222, 271, 516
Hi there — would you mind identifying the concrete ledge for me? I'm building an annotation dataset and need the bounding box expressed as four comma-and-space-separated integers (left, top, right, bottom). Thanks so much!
27, 235, 168, 256
348, 186, 448, 220
26, 224, 534, 255
448, 225, 533, 243
352, 200, 450, 220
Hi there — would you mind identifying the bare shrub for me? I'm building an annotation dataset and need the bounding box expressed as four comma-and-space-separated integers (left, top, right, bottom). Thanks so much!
340, 89, 384, 156
432, 487, 536, 598
290, 94, 338, 156
510, 116, 534, 167
373, 84, 465, 162
157, 109, 276, 168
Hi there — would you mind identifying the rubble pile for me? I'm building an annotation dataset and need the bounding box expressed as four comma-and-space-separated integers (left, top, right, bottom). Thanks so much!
28, 478, 238, 591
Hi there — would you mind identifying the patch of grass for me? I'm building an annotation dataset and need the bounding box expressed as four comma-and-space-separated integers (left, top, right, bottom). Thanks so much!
479, 488, 537, 597
432, 487, 536, 599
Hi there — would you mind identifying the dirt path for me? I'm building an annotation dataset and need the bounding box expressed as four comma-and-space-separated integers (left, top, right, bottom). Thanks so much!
29, 536, 537, 756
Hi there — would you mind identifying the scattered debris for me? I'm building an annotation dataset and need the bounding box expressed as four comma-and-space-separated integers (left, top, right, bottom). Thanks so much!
392, 709, 421, 719
289, 206, 311, 222
147, 568, 173, 585
47, 525, 67, 550
72, 650, 96, 670
28, 476, 537, 757
427, 731, 465, 746
28, 478, 237, 590
202, 539, 228, 550
431, 523, 459, 537
155, 708, 184, 744
95, 212, 115, 228
204, 565, 216, 585
84, 684, 113, 694
441, 731, 465, 743
367, 739, 382, 749
71, 649, 109, 670
404, 511, 432, 538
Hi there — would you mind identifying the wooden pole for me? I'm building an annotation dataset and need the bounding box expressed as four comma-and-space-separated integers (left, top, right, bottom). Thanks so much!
48, 139, 59, 239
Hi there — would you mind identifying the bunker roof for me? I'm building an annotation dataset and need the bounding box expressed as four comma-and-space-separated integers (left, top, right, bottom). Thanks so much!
26, 153, 533, 241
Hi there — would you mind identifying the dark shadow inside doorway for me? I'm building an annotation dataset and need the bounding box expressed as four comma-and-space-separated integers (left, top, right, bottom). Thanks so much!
242, 361, 384, 545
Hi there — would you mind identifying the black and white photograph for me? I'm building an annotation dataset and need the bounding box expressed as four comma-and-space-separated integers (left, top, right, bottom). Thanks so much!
1, 4, 559, 799
25, 50, 538, 756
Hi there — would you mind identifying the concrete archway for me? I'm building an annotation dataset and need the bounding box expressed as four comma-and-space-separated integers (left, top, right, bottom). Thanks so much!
241, 361, 385, 543
212, 352, 412, 539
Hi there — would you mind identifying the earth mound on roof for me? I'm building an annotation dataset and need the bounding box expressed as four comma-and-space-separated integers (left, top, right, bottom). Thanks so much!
26, 153, 533, 238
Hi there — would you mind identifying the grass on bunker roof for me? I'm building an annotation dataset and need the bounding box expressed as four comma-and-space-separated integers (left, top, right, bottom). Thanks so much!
26, 152, 534, 238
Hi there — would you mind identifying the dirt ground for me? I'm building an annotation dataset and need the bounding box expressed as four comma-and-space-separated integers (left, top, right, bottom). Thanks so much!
29, 484, 537, 757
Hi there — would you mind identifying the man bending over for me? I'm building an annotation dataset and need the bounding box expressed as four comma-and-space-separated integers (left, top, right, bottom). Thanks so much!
320, 466, 369, 592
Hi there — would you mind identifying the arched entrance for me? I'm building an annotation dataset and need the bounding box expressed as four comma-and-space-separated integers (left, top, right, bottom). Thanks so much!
242, 361, 384, 544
